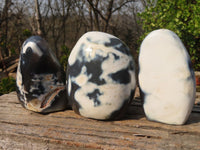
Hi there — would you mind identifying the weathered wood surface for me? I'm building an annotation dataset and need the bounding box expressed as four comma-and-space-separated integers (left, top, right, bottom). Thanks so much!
0, 56, 18, 69
0, 92, 200, 150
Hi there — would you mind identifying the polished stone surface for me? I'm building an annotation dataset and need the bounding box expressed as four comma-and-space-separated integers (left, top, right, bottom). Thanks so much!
67, 31, 136, 120
138, 29, 196, 125
16, 36, 68, 113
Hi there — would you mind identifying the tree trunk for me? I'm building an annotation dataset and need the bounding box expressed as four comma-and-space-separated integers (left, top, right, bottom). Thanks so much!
1, 0, 12, 57
103, 0, 114, 32
87, 0, 100, 31
62, 0, 66, 46
35, 0, 44, 36
89, 5, 93, 30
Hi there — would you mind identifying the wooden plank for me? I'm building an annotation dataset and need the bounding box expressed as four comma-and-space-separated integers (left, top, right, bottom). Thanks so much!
5, 63, 18, 73
0, 56, 18, 69
0, 92, 200, 150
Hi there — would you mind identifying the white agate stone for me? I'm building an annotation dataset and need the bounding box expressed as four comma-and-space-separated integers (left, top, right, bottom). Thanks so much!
67, 31, 136, 120
138, 29, 196, 125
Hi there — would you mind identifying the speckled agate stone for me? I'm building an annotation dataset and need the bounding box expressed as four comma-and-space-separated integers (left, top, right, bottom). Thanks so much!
138, 29, 196, 125
16, 36, 68, 113
67, 31, 136, 120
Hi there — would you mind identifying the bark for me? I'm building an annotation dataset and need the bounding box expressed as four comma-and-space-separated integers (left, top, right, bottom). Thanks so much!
35, 0, 44, 36
87, 0, 101, 31
61, 0, 71, 46
103, 0, 114, 32
62, 0, 66, 46
89, 5, 93, 30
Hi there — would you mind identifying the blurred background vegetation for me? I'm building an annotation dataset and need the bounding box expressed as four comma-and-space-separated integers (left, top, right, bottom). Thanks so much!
0, 0, 199, 95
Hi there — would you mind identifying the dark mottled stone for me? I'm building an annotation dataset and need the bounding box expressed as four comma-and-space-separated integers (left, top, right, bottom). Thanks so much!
67, 31, 136, 120
31, 82, 45, 96
16, 36, 68, 113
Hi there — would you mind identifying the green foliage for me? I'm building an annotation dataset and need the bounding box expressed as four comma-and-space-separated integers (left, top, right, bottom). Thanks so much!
10, 47, 16, 55
22, 29, 32, 37
59, 45, 70, 71
139, 0, 200, 70
0, 77, 16, 95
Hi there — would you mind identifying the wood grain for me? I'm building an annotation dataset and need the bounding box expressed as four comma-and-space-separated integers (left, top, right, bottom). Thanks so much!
0, 92, 200, 150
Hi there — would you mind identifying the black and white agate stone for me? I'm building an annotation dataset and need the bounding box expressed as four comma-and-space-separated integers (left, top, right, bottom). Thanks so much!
138, 29, 196, 125
16, 36, 68, 113
67, 31, 136, 120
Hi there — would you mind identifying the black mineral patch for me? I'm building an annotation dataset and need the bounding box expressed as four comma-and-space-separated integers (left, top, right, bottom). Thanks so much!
111, 53, 120, 60
68, 44, 85, 77
26, 47, 33, 54
85, 56, 106, 85
31, 82, 45, 96
69, 60, 82, 77
86, 37, 101, 45
130, 89, 135, 101
104, 38, 130, 55
23, 40, 29, 47
35, 55, 60, 74
109, 67, 130, 84
187, 59, 195, 81
109, 98, 130, 120
87, 89, 102, 107
87, 37, 91, 42
69, 82, 81, 114
129, 61, 135, 71
104, 38, 122, 47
